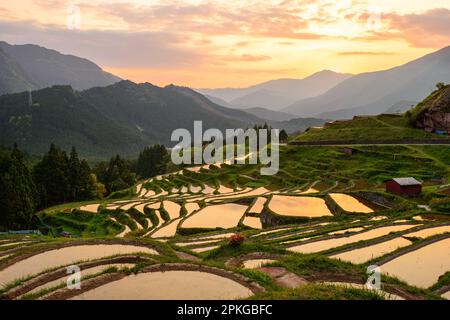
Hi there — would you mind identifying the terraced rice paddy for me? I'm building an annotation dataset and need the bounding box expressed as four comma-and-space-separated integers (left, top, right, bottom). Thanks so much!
79, 204, 100, 213
27, 263, 135, 295
162, 201, 181, 219
254, 227, 295, 237
380, 238, 450, 288
203, 188, 253, 202
202, 185, 215, 194
0, 244, 157, 287
403, 225, 450, 239
330, 237, 412, 264
248, 197, 267, 214
152, 211, 164, 228
288, 225, 416, 254
24, 145, 450, 300
322, 282, 404, 300
175, 239, 219, 247
184, 203, 200, 216
0, 241, 30, 248
190, 185, 202, 193
194, 233, 235, 240
70, 271, 253, 300
268, 195, 333, 218
151, 220, 180, 238
116, 226, 131, 238
329, 194, 373, 213
120, 202, 140, 211
242, 216, 262, 229
370, 216, 387, 221
181, 204, 248, 229
218, 185, 233, 193
328, 227, 365, 235
191, 246, 220, 253
243, 259, 276, 269
299, 188, 319, 194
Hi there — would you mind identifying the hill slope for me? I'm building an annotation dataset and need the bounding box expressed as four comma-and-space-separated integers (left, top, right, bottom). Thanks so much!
0, 41, 120, 94
410, 84, 450, 133
240, 107, 298, 121
197, 70, 353, 110
284, 46, 450, 119
0, 48, 36, 95
292, 114, 448, 142
0, 81, 325, 157
0, 85, 143, 157
385, 101, 418, 114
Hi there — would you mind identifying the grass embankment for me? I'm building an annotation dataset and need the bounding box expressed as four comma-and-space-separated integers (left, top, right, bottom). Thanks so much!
39, 143, 450, 236
292, 114, 448, 142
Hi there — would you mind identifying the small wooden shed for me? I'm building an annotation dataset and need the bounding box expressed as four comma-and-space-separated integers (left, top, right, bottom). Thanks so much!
385, 177, 422, 196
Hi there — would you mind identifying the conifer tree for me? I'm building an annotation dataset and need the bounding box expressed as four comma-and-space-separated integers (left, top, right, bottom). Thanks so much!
33, 144, 70, 207
0, 145, 38, 230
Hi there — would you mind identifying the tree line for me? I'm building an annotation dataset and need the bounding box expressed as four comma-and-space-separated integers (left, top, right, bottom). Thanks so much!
0, 144, 169, 231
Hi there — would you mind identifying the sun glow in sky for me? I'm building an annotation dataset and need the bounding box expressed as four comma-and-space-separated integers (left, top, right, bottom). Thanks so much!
0, 0, 449, 87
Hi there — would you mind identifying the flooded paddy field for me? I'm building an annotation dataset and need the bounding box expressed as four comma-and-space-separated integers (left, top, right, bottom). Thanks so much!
20, 145, 450, 300
26, 263, 135, 296
242, 259, 276, 269
242, 216, 262, 229
329, 194, 374, 213
288, 225, 416, 254
0, 244, 157, 288
330, 237, 412, 264
181, 204, 248, 229
403, 225, 450, 239
268, 195, 333, 218
70, 270, 254, 300
248, 197, 267, 214
380, 238, 450, 288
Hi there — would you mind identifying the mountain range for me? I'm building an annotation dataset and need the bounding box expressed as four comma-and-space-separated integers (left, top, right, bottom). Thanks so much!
2, 40, 449, 157
282, 46, 450, 119
197, 70, 353, 111
199, 46, 450, 120
0, 41, 120, 95
0, 81, 325, 157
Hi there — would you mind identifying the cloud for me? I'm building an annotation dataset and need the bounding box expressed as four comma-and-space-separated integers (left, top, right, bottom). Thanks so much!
362, 8, 450, 48
277, 41, 295, 45
0, 20, 206, 68
338, 51, 395, 56
78, 0, 324, 40
221, 54, 271, 62
0, 7, 12, 19
386, 8, 450, 48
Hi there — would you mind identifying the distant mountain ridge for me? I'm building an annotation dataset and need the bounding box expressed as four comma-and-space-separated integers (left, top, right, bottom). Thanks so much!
0, 47, 36, 95
196, 70, 353, 110
385, 101, 418, 114
283, 46, 450, 119
0, 81, 325, 157
0, 41, 120, 94
239, 107, 298, 121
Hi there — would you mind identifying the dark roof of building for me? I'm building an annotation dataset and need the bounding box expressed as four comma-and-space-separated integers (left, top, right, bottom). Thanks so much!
390, 177, 422, 186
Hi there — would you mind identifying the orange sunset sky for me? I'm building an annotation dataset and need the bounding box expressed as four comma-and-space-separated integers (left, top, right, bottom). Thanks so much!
0, 0, 449, 88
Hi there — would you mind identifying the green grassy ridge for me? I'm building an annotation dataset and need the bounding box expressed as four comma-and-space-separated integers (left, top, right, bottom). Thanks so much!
39, 144, 450, 238
250, 283, 385, 300
293, 114, 447, 142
